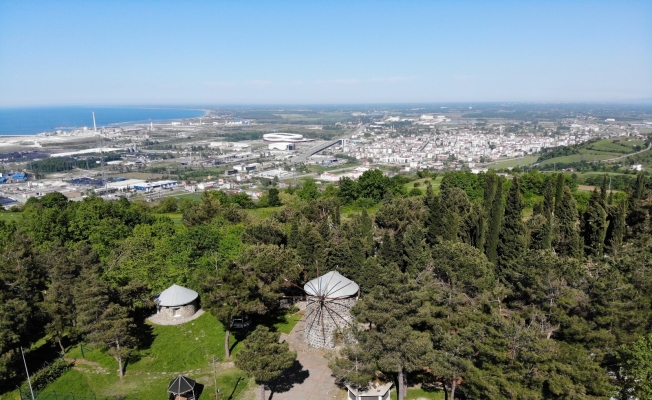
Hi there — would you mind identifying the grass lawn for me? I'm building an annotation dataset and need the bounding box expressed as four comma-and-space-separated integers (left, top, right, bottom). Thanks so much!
153, 212, 184, 226
538, 152, 615, 166
390, 387, 446, 400
587, 139, 643, 154
43, 313, 253, 399
273, 310, 303, 334
172, 192, 203, 201
0, 212, 22, 222
487, 155, 539, 169
246, 207, 278, 222
403, 175, 443, 195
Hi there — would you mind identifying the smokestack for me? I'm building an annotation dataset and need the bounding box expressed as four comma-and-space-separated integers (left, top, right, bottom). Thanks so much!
92, 111, 97, 133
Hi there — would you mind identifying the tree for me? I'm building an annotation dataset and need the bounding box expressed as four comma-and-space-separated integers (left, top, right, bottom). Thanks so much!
497, 177, 527, 272
554, 173, 565, 215
41, 245, 80, 353
87, 303, 136, 379
552, 186, 582, 258
581, 189, 608, 258
267, 188, 281, 207
297, 179, 320, 201
401, 224, 430, 276
202, 264, 265, 359
350, 271, 433, 400
235, 325, 297, 400
357, 169, 389, 202
485, 178, 504, 263
618, 333, 652, 399
338, 177, 359, 204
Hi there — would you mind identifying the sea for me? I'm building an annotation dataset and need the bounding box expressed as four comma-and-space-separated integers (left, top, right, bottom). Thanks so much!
0, 106, 206, 135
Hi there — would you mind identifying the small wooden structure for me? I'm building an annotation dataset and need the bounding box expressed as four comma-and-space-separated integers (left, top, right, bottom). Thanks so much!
168, 375, 197, 400
346, 381, 392, 400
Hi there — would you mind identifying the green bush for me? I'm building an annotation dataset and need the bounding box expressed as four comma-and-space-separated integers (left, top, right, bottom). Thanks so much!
21, 359, 74, 392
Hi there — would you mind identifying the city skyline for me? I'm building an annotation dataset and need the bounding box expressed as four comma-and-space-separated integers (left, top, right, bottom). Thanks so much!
1, 0, 651, 106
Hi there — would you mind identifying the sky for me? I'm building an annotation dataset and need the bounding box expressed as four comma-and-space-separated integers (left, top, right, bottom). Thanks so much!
0, 0, 650, 106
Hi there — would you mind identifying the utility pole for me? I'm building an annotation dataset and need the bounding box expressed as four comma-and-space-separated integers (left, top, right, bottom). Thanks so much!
21, 347, 35, 400
211, 355, 219, 399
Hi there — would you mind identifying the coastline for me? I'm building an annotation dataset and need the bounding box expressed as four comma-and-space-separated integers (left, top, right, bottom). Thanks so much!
0, 106, 208, 136
0, 107, 209, 150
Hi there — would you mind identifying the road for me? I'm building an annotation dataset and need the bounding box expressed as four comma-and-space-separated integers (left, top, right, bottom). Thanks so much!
292, 124, 366, 162
603, 142, 652, 162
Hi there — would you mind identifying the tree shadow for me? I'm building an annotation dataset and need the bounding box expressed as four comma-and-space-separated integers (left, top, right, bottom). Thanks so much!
124, 316, 156, 374
226, 377, 243, 400
268, 360, 310, 399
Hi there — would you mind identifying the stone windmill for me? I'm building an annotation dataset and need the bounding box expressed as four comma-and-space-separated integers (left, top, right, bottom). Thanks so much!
303, 271, 359, 349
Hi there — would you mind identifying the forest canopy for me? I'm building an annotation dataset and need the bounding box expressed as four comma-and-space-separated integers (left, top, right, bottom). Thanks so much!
1, 169, 652, 399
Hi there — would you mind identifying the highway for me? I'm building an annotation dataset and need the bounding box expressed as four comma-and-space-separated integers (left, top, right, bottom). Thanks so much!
292, 124, 366, 162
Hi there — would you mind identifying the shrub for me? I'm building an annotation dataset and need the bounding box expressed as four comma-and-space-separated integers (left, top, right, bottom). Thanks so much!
21, 359, 74, 392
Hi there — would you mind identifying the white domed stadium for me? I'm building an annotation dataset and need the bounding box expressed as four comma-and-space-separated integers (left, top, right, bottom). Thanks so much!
263, 133, 312, 150
263, 133, 308, 142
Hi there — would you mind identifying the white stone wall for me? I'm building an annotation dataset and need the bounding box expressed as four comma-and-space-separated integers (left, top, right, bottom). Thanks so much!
305, 297, 356, 348
157, 301, 197, 323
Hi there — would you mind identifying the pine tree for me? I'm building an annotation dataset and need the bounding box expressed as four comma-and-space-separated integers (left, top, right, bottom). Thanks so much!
202, 265, 266, 359
497, 177, 527, 271
87, 303, 136, 379
582, 189, 608, 258
235, 325, 297, 400
552, 186, 582, 258
485, 178, 504, 263
74, 268, 110, 338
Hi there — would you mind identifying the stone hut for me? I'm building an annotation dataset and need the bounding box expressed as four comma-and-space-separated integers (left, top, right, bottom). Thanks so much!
303, 271, 359, 349
156, 284, 199, 321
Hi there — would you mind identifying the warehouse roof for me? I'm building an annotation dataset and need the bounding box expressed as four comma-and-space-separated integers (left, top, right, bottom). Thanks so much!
157, 284, 198, 307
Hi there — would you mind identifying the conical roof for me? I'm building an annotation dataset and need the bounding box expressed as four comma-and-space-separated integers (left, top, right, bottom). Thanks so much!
158, 284, 198, 307
168, 375, 196, 394
304, 271, 359, 299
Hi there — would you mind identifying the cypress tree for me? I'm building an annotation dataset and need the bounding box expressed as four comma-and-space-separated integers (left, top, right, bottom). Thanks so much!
426, 195, 442, 246
485, 178, 504, 263
582, 189, 608, 258
600, 174, 608, 203
287, 220, 299, 248
379, 230, 401, 267
553, 186, 582, 258
527, 214, 550, 251
401, 224, 429, 276
554, 173, 565, 215
425, 183, 435, 209
543, 178, 555, 216
476, 173, 497, 250
634, 171, 646, 200
497, 177, 527, 269
542, 178, 555, 249
605, 199, 627, 257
